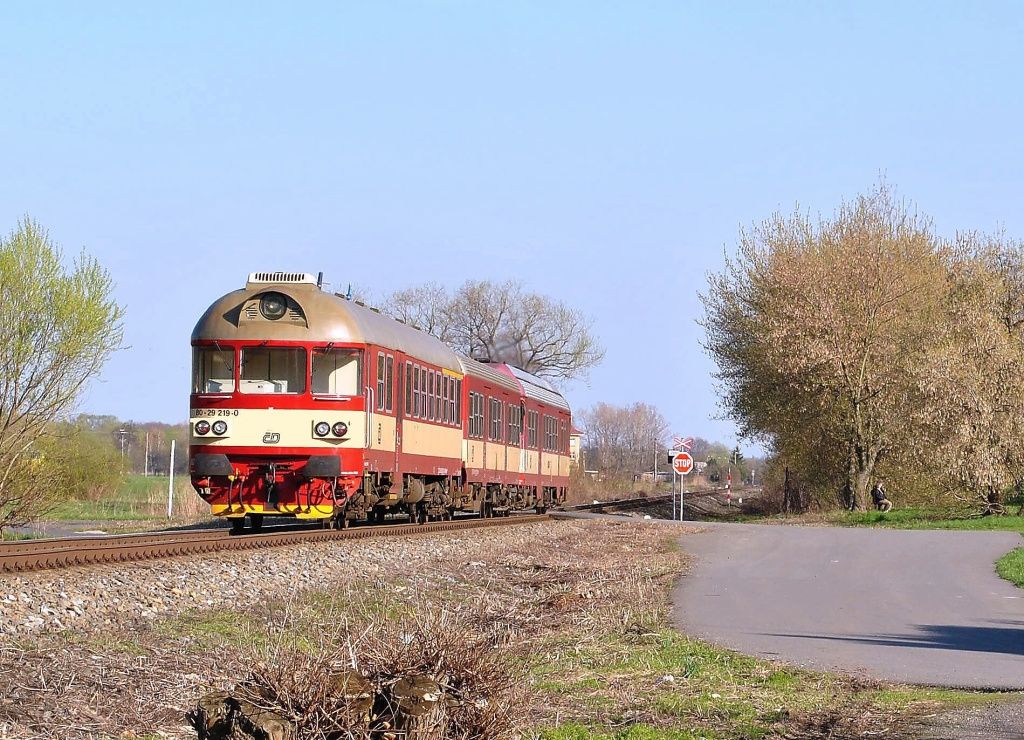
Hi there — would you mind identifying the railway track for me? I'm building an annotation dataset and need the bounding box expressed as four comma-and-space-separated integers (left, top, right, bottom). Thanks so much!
567, 486, 760, 513
0, 514, 548, 575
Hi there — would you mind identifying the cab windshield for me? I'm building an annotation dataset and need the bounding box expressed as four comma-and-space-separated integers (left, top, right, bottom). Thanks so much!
312, 348, 362, 396
240, 347, 306, 394
193, 347, 235, 393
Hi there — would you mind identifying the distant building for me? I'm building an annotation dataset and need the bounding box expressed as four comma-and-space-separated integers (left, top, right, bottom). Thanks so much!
569, 427, 584, 469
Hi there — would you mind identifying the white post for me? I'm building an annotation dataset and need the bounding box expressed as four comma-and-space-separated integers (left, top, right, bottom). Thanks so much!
679, 473, 684, 521
167, 440, 176, 519
144, 432, 150, 477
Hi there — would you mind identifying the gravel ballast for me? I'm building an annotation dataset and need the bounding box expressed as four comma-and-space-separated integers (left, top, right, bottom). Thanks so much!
0, 521, 560, 636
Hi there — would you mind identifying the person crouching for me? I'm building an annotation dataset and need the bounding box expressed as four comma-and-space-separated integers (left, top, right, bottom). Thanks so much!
870, 481, 893, 512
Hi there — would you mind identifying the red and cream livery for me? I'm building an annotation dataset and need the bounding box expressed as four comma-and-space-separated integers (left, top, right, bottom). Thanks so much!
189, 272, 571, 532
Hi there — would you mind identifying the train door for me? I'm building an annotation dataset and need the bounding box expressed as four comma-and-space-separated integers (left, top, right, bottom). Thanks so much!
394, 358, 404, 474
519, 402, 527, 477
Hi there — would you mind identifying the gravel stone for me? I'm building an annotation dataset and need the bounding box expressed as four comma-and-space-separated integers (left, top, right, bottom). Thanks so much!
0, 522, 560, 637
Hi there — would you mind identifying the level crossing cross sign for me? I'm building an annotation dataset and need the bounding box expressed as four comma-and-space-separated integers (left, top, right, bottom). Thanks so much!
672, 436, 694, 451
671, 452, 694, 475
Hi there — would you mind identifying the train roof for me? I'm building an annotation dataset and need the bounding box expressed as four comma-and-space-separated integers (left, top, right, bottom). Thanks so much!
456, 354, 521, 393
192, 273, 462, 372
458, 355, 571, 412
499, 364, 571, 412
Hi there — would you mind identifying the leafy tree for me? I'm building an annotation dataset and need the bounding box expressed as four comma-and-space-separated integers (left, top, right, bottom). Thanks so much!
0, 218, 124, 530
384, 280, 604, 381
702, 184, 948, 510
38, 418, 124, 501
915, 234, 1024, 514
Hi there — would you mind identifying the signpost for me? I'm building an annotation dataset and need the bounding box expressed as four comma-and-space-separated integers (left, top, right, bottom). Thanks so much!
670, 451, 693, 521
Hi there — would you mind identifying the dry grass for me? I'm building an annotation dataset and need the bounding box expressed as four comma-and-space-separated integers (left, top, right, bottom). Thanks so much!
0, 520, 992, 739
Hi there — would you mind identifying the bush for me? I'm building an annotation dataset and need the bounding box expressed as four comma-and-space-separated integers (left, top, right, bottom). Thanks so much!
37, 421, 124, 501
192, 607, 526, 739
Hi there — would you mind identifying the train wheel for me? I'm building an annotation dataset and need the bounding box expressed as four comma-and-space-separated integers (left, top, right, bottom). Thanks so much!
249, 514, 264, 533
229, 518, 245, 535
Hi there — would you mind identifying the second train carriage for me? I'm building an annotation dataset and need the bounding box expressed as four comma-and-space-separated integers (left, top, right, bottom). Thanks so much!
189, 272, 571, 531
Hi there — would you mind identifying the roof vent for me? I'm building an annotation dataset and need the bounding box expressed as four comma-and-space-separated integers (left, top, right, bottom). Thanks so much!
246, 272, 318, 288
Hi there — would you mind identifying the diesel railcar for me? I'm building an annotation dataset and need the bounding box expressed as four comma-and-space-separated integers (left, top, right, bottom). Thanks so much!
189, 272, 571, 532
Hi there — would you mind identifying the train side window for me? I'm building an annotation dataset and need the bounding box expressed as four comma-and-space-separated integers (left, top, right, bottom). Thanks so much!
413, 366, 421, 418
489, 398, 503, 441
376, 352, 386, 410
508, 404, 521, 445
431, 372, 438, 421
456, 380, 463, 425
476, 392, 483, 437
426, 370, 433, 421
446, 378, 454, 425
441, 376, 449, 424
385, 356, 394, 412
420, 366, 428, 419
468, 391, 478, 437
193, 347, 235, 393
405, 362, 412, 415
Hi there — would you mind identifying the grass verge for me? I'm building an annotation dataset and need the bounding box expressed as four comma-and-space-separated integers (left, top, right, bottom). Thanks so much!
823, 507, 1024, 531
997, 548, 1024, 588
46, 473, 208, 522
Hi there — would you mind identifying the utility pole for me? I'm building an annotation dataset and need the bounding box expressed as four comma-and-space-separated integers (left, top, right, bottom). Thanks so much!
653, 441, 658, 492
118, 428, 127, 460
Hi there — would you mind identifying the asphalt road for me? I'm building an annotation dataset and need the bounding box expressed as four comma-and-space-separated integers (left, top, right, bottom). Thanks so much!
673, 522, 1024, 689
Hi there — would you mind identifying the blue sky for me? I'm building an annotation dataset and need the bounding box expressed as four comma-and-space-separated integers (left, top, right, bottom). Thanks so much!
2, 2, 1022, 452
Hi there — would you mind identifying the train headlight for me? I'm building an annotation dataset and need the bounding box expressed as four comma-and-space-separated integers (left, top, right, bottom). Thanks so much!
314, 421, 330, 437
211, 420, 228, 436
259, 292, 288, 320
194, 420, 211, 435
332, 422, 348, 438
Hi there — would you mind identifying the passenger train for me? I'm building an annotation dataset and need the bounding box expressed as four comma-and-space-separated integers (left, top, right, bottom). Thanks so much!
189, 272, 572, 532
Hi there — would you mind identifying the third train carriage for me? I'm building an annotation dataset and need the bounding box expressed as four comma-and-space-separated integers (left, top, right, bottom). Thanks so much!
189, 272, 571, 532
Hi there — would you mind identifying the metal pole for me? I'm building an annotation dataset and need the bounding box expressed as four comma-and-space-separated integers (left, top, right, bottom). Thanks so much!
679, 473, 684, 520
144, 433, 150, 477
167, 440, 176, 519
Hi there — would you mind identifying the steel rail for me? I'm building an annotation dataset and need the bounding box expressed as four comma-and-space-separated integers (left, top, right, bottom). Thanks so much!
0, 515, 549, 574
566, 486, 760, 512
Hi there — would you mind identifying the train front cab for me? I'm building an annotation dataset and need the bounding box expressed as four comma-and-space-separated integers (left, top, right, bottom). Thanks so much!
189, 340, 369, 532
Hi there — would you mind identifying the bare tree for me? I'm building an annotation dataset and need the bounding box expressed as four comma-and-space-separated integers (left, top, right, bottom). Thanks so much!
0, 218, 124, 531
702, 184, 949, 509
578, 402, 669, 477
380, 282, 456, 343
383, 280, 604, 381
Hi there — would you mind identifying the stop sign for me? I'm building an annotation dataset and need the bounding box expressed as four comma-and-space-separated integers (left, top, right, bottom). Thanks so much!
672, 452, 693, 475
